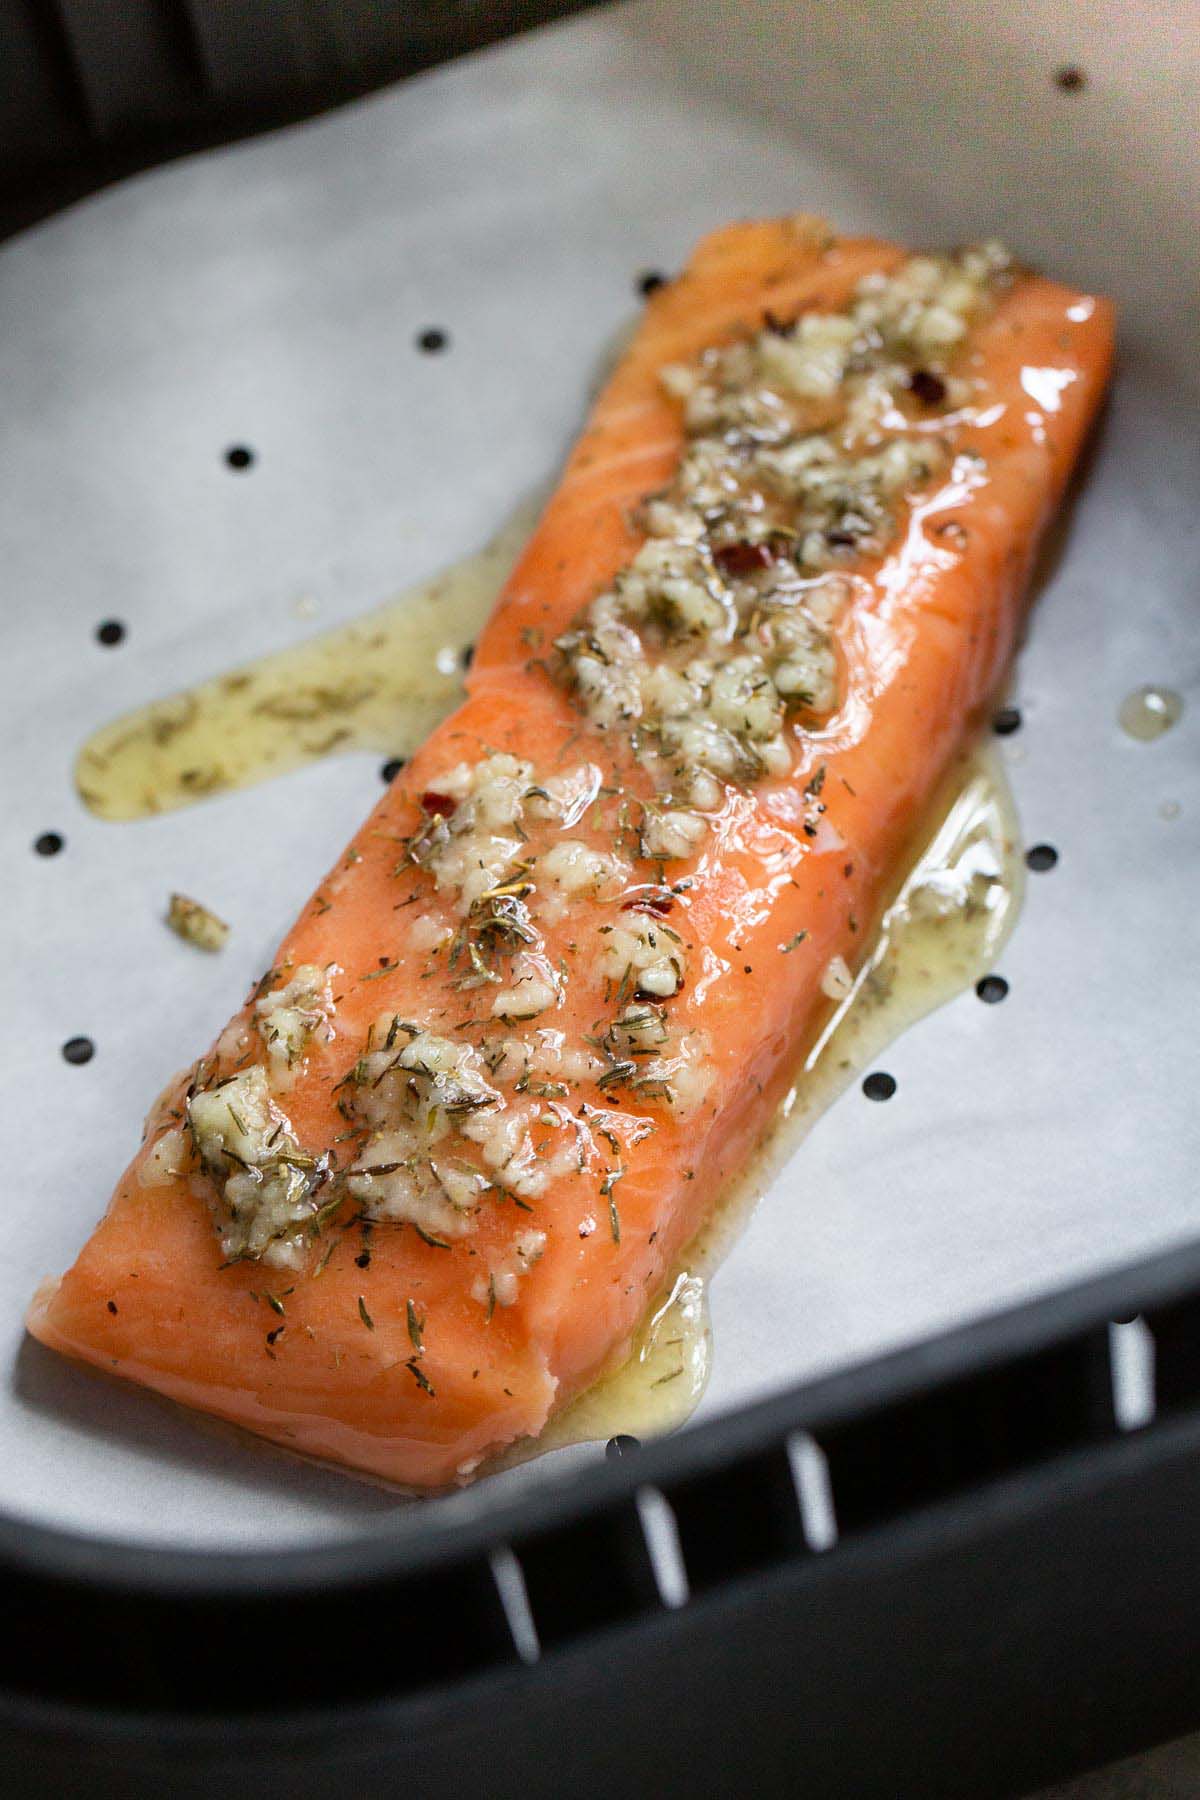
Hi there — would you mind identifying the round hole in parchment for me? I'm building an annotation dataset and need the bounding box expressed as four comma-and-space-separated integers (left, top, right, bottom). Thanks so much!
606, 1434, 641, 1460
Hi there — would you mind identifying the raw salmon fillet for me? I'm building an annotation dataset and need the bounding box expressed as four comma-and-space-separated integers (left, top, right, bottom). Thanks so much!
29, 218, 1114, 1487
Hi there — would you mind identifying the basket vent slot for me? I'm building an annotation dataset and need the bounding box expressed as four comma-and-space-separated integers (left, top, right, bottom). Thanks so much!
662, 1445, 807, 1594
817, 1329, 1116, 1537
1144, 1293, 1200, 1416
513, 1498, 662, 1649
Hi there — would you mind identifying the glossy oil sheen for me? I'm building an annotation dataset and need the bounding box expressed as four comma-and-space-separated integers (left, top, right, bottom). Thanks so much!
538, 741, 1024, 1453
1118, 685, 1184, 743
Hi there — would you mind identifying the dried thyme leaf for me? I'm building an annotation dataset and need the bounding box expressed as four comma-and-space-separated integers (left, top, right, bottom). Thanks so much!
362, 960, 400, 981
406, 1357, 436, 1397
411, 1222, 452, 1250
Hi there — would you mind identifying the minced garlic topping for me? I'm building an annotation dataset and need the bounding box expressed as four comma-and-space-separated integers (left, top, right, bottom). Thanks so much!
255, 963, 336, 1075
341, 1015, 591, 1232
407, 754, 533, 912
599, 913, 686, 999
180, 242, 1009, 1276
187, 1066, 330, 1266
167, 892, 229, 953
343, 1020, 502, 1235
555, 242, 1011, 838
471, 1229, 547, 1311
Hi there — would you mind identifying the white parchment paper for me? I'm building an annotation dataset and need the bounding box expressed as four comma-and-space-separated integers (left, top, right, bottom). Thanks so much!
0, 0, 1196, 1558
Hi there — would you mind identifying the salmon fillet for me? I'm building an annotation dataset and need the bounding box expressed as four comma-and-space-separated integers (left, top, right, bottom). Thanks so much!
28, 217, 1114, 1488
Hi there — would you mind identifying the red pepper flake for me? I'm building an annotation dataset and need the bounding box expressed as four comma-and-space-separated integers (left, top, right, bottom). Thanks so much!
627, 888, 675, 918
420, 791, 457, 818
713, 540, 774, 577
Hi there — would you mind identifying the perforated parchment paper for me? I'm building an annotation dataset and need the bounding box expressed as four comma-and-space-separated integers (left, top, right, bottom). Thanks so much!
0, 0, 1195, 1559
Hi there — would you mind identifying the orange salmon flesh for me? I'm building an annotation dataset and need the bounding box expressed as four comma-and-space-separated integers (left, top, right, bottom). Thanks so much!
28, 219, 1114, 1489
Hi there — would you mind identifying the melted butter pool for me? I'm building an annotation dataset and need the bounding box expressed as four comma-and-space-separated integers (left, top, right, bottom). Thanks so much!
74, 502, 539, 820
538, 1272, 711, 1457
536, 742, 1024, 1455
